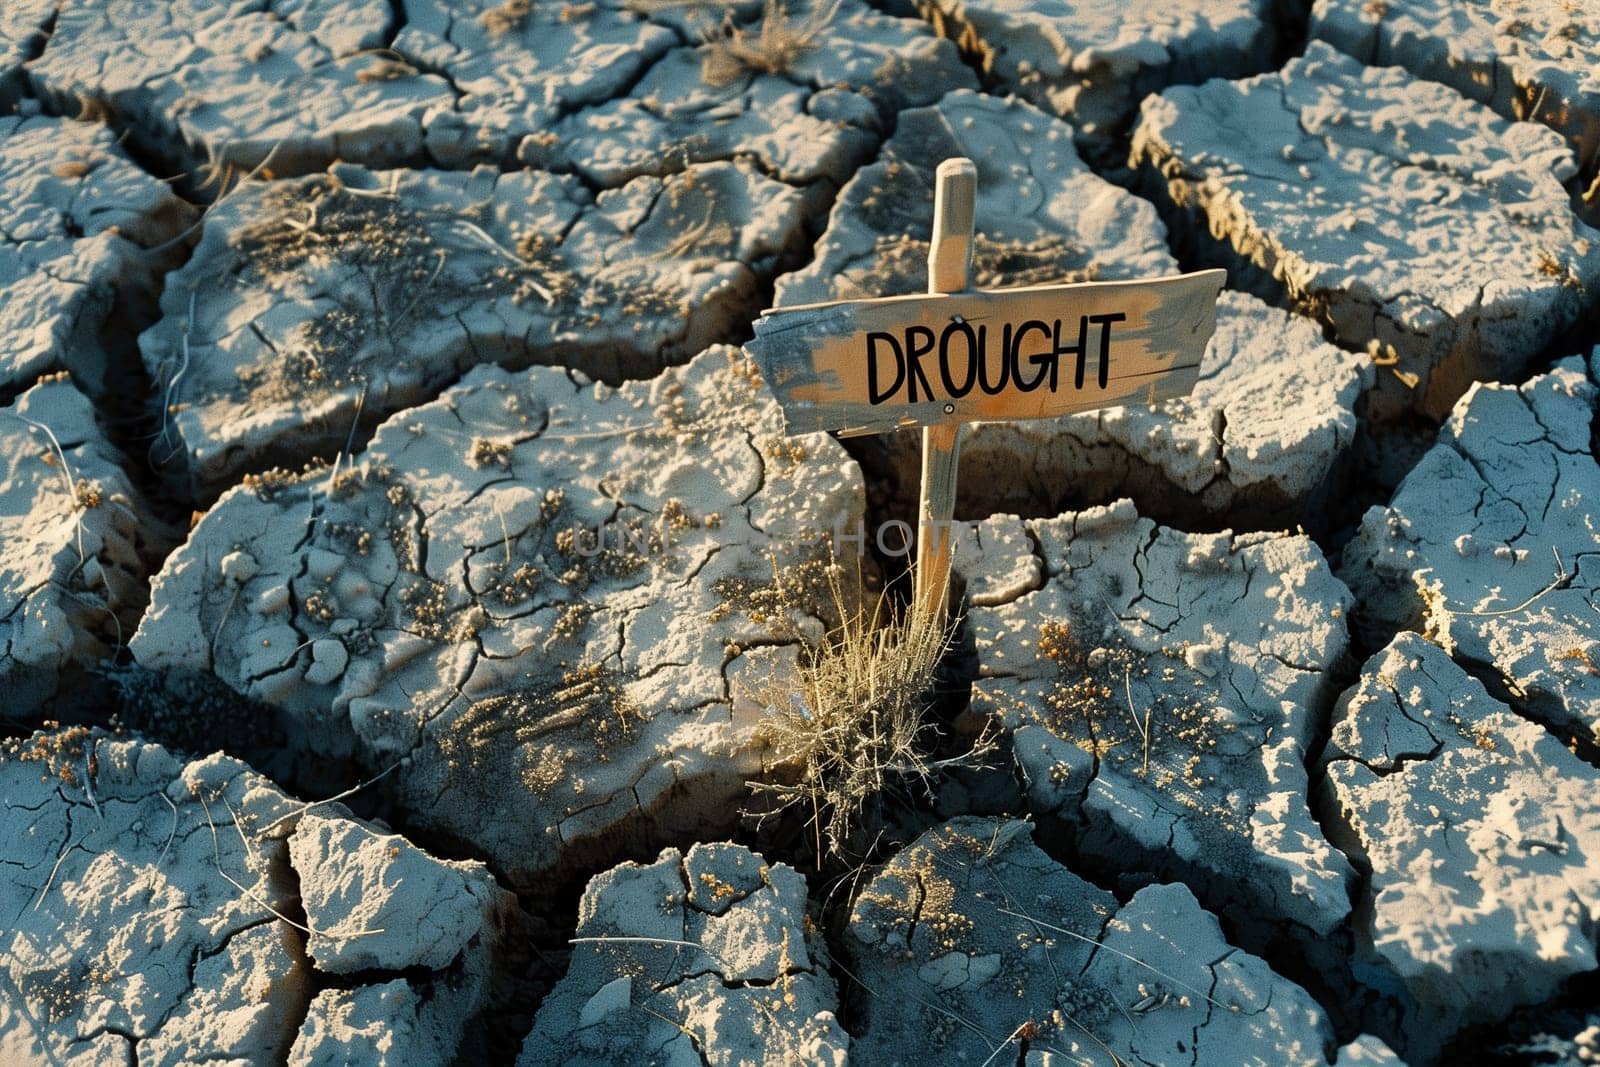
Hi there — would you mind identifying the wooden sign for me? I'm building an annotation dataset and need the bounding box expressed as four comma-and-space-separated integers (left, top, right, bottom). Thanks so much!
744, 158, 1225, 624
747, 271, 1226, 437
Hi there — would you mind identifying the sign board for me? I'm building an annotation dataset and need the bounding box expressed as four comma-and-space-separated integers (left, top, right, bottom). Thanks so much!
743, 157, 1225, 624
746, 270, 1226, 437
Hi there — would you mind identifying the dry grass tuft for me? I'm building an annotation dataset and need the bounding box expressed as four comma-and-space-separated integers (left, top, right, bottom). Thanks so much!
747, 560, 971, 860
2, 723, 97, 787
699, 0, 840, 87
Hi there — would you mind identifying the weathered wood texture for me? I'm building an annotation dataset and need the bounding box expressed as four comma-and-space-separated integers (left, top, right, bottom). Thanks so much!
916, 158, 977, 623
747, 269, 1227, 437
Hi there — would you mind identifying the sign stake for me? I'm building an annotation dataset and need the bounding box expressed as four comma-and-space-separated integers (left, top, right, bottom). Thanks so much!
915, 159, 978, 628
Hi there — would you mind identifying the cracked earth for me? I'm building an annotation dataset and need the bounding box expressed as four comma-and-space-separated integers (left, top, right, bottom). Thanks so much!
2, 0, 1600, 1064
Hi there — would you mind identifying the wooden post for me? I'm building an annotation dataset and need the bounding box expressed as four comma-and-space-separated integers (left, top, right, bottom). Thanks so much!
914, 158, 977, 628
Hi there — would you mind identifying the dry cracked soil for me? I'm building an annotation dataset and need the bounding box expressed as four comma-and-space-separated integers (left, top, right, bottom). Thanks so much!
2, 1, 1600, 1065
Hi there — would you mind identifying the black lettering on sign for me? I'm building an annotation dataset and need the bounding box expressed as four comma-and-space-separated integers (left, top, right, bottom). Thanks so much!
864, 312, 1128, 406
867, 331, 904, 405
975, 321, 1008, 395
905, 325, 935, 403
939, 320, 978, 399
1012, 320, 1052, 392
1088, 312, 1126, 388
1063, 314, 1089, 390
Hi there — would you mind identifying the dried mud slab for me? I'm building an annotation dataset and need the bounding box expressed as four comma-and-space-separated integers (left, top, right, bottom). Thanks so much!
293, 981, 455, 1067
1, 376, 158, 723
420, 0, 976, 185
286, 812, 525, 1064
1341, 354, 1600, 741
26, 0, 455, 181
1133, 41, 1600, 423
844, 816, 1335, 1065
1321, 633, 1600, 1063
0, 116, 196, 399
0, 728, 520, 1067
1312, 0, 1600, 211
142, 159, 811, 501
398, 0, 678, 173
25, 0, 969, 185
903, 0, 1286, 153
517, 842, 847, 1066
131, 346, 865, 889
953, 501, 1357, 948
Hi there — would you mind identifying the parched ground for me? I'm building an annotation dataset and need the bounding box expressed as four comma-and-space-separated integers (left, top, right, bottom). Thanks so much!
2, 1, 1600, 1065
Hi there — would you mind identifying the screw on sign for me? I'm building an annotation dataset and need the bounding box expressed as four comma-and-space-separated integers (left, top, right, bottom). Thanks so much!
745, 157, 1226, 625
